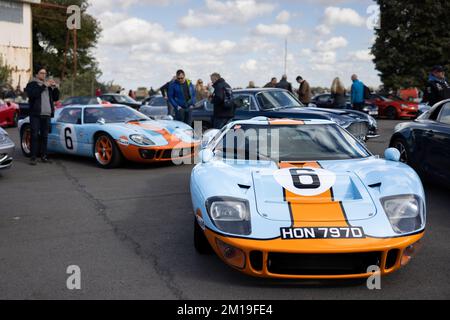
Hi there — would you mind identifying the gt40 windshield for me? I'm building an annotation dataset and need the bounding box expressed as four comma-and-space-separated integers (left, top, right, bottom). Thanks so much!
214, 124, 371, 162
84, 107, 149, 124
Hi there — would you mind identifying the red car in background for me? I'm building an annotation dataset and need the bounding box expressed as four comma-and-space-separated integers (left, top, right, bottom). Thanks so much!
0, 99, 20, 127
367, 94, 419, 120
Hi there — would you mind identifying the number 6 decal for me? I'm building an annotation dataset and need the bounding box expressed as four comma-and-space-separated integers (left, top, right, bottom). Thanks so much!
60, 124, 78, 153
274, 167, 336, 197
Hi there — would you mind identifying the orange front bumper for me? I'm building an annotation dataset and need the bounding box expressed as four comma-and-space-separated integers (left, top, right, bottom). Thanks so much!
117, 141, 200, 163
204, 228, 424, 279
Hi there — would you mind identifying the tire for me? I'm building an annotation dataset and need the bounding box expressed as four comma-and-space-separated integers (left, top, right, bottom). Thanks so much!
20, 124, 32, 158
94, 133, 123, 169
194, 217, 213, 255
391, 138, 410, 164
385, 106, 398, 120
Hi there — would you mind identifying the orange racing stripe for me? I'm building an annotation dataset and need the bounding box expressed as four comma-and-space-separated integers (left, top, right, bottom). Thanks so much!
279, 162, 349, 228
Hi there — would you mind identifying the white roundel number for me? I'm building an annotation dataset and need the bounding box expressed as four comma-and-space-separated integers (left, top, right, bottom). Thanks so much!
59, 124, 78, 153
273, 167, 336, 197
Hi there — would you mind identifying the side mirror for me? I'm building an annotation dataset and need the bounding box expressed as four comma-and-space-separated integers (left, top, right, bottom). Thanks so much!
384, 148, 401, 162
97, 118, 106, 125
201, 129, 220, 149
199, 149, 214, 163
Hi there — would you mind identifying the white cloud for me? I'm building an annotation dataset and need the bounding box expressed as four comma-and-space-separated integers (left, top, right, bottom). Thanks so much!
315, 24, 331, 36
240, 59, 258, 72
276, 10, 291, 23
348, 49, 375, 62
253, 24, 292, 38
316, 36, 348, 50
323, 6, 365, 27
179, 0, 275, 28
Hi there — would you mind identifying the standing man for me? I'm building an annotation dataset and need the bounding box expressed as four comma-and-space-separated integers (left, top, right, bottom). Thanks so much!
351, 74, 365, 111
296, 76, 312, 105
276, 75, 293, 93
210, 73, 233, 129
168, 70, 196, 125
264, 77, 278, 88
423, 65, 450, 106
25, 65, 60, 166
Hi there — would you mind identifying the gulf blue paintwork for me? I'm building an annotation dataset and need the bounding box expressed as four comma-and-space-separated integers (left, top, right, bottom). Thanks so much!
18, 104, 196, 159
191, 118, 426, 240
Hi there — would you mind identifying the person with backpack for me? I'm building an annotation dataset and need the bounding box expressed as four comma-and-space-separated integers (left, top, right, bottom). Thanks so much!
351, 74, 367, 111
168, 70, 196, 125
210, 73, 233, 129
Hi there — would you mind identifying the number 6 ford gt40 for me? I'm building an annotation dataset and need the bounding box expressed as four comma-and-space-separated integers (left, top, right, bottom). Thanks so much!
19, 105, 200, 168
191, 118, 425, 279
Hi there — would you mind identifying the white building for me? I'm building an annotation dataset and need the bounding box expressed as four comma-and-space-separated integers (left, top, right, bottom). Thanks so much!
0, 0, 41, 90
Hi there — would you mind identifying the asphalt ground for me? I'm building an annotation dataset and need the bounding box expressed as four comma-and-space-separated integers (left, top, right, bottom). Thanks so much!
0, 120, 449, 300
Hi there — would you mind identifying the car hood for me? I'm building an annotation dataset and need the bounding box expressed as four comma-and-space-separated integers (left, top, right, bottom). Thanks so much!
279, 107, 369, 122
252, 166, 376, 223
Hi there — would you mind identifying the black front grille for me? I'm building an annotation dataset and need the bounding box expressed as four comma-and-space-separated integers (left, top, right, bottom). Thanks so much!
267, 252, 382, 276
347, 122, 369, 139
385, 249, 400, 269
250, 251, 263, 272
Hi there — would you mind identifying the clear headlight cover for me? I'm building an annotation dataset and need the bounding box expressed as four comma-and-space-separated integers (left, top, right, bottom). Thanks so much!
0, 133, 12, 145
381, 195, 424, 234
206, 198, 251, 235
129, 134, 155, 146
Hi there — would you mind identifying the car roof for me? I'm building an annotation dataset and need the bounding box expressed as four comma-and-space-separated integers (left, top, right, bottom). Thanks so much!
227, 117, 334, 126
61, 104, 128, 109
234, 88, 288, 93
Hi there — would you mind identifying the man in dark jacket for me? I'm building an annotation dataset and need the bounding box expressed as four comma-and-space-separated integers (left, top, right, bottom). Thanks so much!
276, 75, 293, 93
25, 66, 60, 165
296, 76, 312, 104
264, 77, 278, 88
423, 65, 450, 107
168, 70, 196, 124
210, 73, 233, 129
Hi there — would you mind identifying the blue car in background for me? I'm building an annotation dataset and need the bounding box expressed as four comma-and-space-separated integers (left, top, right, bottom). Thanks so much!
390, 99, 450, 187
192, 88, 378, 141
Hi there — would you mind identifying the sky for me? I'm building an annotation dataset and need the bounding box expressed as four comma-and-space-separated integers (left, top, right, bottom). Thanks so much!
87, 0, 381, 91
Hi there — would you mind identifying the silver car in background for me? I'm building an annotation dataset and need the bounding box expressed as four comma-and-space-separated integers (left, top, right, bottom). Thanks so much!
0, 127, 14, 170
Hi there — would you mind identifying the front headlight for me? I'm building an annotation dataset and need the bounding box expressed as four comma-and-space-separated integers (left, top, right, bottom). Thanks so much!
129, 134, 155, 146
401, 104, 409, 109
381, 195, 424, 234
206, 197, 251, 235
0, 134, 12, 145
368, 115, 377, 128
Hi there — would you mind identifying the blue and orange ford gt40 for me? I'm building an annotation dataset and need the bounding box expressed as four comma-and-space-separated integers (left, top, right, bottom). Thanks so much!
190, 117, 426, 279
19, 104, 199, 168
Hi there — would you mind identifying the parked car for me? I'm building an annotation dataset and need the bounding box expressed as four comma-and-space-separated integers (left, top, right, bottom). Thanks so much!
19, 105, 199, 169
100, 94, 141, 109
0, 99, 20, 127
0, 127, 14, 170
368, 94, 419, 120
390, 99, 450, 187
139, 95, 169, 119
311, 94, 379, 117
191, 117, 425, 278
192, 88, 378, 141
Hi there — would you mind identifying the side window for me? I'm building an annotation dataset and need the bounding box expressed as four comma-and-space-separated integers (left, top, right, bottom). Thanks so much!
233, 95, 252, 111
437, 102, 450, 125
57, 108, 82, 124
318, 95, 331, 102
102, 96, 114, 103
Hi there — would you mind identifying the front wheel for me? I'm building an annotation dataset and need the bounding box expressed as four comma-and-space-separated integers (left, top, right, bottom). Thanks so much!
385, 106, 398, 120
391, 138, 410, 164
20, 124, 32, 158
94, 134, 123, 169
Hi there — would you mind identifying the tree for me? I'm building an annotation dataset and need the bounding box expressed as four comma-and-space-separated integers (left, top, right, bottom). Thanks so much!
32, 0, 101, 80
371, 0, 450, 91
0, 56, 12, 86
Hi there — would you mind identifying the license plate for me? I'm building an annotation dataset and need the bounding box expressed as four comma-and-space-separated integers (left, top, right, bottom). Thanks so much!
280, 227, 366, 240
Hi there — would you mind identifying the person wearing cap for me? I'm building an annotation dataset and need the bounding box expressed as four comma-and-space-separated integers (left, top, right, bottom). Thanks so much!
423, 65, 450, 107
296, 76, 312, 104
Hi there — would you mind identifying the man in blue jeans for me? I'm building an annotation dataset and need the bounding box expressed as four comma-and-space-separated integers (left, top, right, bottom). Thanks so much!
351, 74, 365, 111
168, 70, 196, 125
